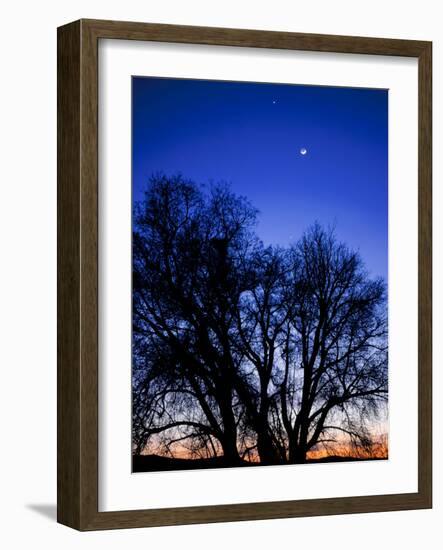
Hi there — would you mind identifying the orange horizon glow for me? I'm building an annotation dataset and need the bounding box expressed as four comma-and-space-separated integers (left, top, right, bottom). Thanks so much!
140, 435, 388, 462
306, 439, 388, 460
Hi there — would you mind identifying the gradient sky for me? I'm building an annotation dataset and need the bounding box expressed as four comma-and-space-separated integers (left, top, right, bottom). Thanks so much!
132, 77, 388, 280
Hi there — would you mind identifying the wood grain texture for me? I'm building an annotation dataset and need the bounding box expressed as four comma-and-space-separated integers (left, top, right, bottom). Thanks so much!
417, 42, 432, 506
83, 18, 429, 56
57, 20, 81, 528
57, 19, 432, 531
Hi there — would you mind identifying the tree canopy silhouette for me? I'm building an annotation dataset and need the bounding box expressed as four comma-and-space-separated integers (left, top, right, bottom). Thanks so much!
133, 175, 388, 467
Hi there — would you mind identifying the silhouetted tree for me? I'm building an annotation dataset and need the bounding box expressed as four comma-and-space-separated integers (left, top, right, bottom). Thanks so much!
233, 247, 291, 463
279, 224, 388, 463
133, 175, 258, 464
132, 176, 388, 467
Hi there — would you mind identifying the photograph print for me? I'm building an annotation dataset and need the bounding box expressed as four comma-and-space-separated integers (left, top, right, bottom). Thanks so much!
132, 77, 388, 473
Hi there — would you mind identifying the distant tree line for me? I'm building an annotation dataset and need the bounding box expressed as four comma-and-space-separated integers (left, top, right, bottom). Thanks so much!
132, 175, 388, 465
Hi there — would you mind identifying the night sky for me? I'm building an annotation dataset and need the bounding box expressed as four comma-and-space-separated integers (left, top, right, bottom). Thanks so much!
132, 77, 388, 280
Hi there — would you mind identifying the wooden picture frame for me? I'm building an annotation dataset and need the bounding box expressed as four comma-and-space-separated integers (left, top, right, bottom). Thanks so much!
57, 19, 432, 530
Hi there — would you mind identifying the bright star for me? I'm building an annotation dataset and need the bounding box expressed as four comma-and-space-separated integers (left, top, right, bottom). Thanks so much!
300, 147, 307, 155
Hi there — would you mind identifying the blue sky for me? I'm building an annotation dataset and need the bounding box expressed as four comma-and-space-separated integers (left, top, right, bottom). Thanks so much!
132, 77, 388, 280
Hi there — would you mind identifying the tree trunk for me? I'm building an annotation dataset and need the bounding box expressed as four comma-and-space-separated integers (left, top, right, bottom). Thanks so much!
289, 444, 307, 464
220, 430, 241, 465
257, 430, 281, 465
218, 388, 241, 466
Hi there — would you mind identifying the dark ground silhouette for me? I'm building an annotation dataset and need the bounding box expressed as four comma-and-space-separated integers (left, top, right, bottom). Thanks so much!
132, 454, 387, 473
